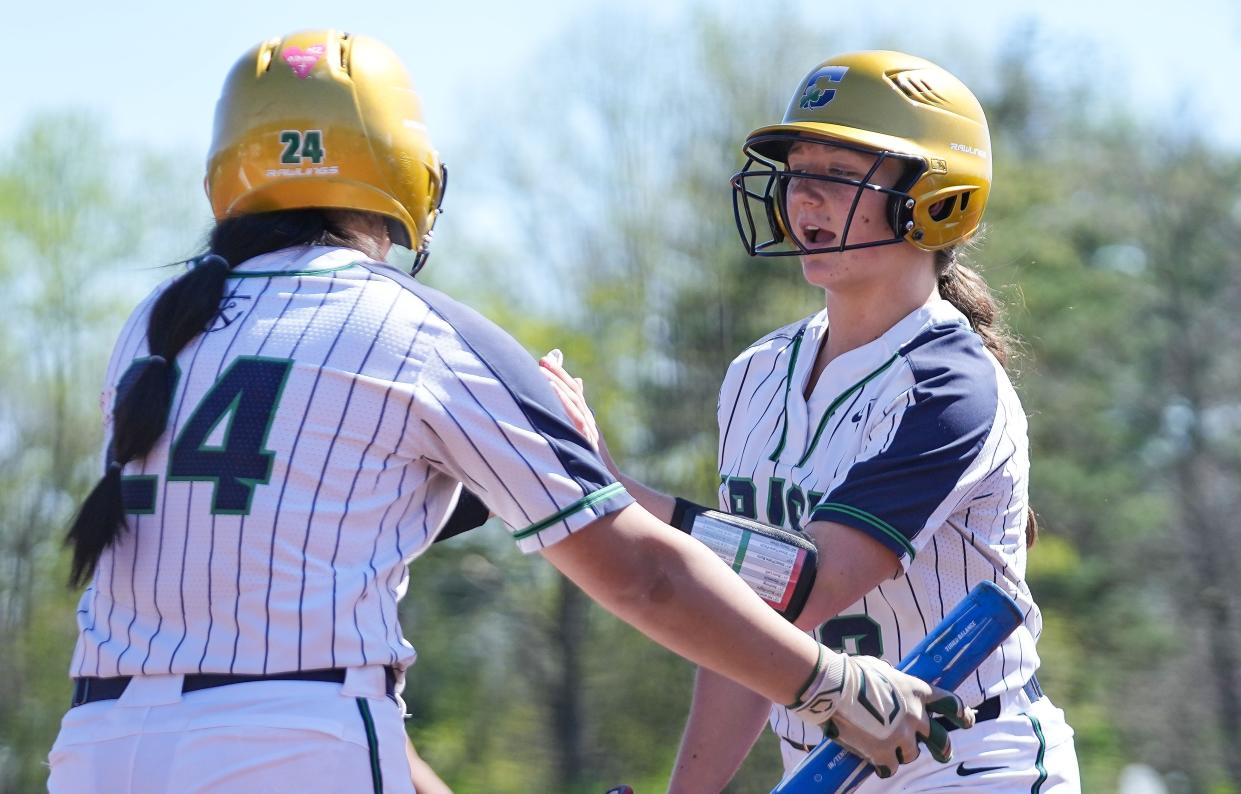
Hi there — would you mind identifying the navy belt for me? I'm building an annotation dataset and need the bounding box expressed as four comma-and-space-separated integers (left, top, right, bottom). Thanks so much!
71, 667, 396, 708
782, 676, 1043, 753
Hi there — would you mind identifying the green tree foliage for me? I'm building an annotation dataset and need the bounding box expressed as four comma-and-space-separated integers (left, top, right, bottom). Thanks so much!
981, 33, 1241, 791
5, 12, 1241, 794
424, 10, 1241, 794
419, 11, 835, 790
0, 114, 200, 792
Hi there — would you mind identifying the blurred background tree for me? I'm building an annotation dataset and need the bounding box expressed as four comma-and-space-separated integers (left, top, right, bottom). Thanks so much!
2, 8, 1239, 794
0, 114, 198, 789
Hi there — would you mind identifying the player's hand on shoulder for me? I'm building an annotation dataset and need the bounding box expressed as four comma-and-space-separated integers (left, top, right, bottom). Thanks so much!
539, 349, 600, 449
791, 651, 975, 777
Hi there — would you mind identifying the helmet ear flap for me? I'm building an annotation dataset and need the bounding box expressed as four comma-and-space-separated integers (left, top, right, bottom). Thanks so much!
907, 184, 986, 249
382, 160, 446, 255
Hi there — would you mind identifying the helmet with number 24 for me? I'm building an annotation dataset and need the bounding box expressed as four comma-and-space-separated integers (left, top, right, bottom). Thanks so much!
206, 30, 446, 269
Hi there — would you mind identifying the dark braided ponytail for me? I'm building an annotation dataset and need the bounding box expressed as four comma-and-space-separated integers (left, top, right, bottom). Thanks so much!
66, 254, 233, 586
66, 208, 389, 587
934, 246, 1039, 548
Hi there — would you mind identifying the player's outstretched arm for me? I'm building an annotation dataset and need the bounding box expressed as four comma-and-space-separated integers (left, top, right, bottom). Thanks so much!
542, 502, 817, 705
541, 502, 973, 774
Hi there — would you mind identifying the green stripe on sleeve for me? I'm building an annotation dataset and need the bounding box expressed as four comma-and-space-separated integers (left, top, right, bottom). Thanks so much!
513, 482, 628, 541
814, 502, 916, 559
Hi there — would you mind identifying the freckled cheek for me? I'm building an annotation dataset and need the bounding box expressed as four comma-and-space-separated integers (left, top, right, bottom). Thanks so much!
801, 256, 854, 285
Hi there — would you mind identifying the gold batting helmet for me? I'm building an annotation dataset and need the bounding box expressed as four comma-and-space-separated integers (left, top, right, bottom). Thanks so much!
733, 50, 990, 255
206, 30, 446, 269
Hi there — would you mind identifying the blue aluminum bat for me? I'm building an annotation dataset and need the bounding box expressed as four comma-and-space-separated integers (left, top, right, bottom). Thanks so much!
773, 580, 1023, 794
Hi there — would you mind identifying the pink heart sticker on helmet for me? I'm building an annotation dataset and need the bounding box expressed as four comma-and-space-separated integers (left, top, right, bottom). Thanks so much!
282, 44, 326, 79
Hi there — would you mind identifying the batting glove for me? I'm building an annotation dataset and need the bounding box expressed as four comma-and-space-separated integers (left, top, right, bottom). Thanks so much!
789, 649, 975, 777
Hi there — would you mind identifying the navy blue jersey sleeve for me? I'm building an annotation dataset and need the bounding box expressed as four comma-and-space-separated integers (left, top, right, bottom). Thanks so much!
810, 325, 999, 563
389, 275, 632, 551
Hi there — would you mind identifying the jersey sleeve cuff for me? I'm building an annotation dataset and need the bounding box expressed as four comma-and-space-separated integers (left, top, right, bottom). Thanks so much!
512, 482, 633, 553
809, 502, 916, 563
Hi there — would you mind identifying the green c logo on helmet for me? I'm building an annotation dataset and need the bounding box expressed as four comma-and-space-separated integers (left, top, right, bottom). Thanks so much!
799, 66, 849, 109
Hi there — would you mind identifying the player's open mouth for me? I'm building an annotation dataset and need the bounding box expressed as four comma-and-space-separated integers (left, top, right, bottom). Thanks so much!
800, 225, 837, 247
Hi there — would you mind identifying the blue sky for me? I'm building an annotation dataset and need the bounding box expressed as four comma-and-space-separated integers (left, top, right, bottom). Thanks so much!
9, 0, 1240, 161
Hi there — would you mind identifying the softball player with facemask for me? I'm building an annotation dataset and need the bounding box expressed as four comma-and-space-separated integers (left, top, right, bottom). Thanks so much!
543, 51, 1081, 792
47, 33, 970, 793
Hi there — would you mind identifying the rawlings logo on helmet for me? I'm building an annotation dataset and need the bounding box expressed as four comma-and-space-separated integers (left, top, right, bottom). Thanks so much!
798, 66, 849, 109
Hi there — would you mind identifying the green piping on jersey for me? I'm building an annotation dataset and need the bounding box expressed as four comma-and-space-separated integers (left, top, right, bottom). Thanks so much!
1023, 711, 1048, 793
795, 352, 900, 467
513, 482, 628, 541
817, 502, 915, 559
226, 262, 362, 279
769, 327, 807, 461
355, 697, 383, 794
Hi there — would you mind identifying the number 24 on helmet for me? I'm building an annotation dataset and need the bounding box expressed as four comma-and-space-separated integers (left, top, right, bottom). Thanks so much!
205, 30, 448, 270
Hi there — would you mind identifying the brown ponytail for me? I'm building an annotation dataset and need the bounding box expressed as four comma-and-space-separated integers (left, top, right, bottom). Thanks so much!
66, 209, 389, 587
934, 247, 1038, 548
934, 248, 1012, 366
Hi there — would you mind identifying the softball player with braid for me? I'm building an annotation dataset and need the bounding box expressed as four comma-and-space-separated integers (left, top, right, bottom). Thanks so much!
543, 51, 1080, 791
47, 33, 969, 793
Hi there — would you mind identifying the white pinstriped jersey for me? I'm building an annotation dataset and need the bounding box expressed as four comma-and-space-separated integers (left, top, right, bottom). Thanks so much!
71, 245, 631, 678
715, 299, 1041, 750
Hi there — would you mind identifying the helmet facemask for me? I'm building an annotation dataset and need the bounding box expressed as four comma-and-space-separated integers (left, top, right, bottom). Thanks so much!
732, 134, 926, 257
